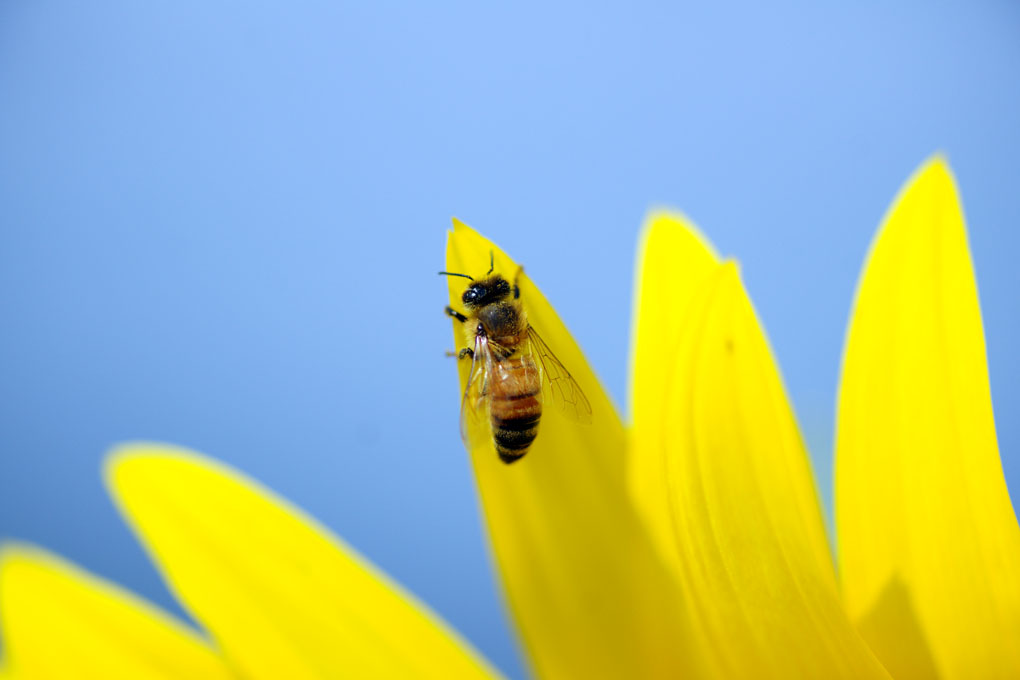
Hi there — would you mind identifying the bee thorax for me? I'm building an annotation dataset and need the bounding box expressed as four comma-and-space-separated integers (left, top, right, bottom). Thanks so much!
477, 301, 525, 338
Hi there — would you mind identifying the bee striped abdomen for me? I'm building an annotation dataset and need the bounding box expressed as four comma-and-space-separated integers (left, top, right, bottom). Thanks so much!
489, 356, 542, 464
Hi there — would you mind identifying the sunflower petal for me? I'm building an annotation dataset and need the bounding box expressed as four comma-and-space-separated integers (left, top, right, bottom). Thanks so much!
835, 157, 1020, 678
107, 445, 499, 680
445, 220, 703, 679
0, 544, 230, 679
630, 219, 889, 677
629, 212, 720, 563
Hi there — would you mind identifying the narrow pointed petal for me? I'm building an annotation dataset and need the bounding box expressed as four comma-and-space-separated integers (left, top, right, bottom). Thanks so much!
836, 158, 1020, 678
0, 545, 231, 679
630, 217, 889, 677
446, 220, 703, 679
107, 445, 499, 680
629, 212, 721, 564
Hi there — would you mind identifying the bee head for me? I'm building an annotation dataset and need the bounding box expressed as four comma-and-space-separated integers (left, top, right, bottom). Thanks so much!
462, 275, 511, 308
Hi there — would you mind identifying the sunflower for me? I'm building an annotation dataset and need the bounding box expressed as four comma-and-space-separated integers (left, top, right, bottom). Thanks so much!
1, 157, 1015, 679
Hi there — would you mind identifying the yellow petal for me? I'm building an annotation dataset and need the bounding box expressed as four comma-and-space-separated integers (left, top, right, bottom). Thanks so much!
445, 220, 704, 679
630, 216, 889, 677
107, 445, 498, 680
0, 544, 230, 679
836, 157, 1020, 678
628, 211, 720, 565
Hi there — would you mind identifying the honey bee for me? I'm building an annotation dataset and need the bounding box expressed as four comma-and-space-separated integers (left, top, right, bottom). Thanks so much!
441, 252, 592, 463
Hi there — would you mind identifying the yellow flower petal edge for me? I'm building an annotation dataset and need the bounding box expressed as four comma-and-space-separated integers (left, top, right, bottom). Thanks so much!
446, 219, 705, 679
836, 157, 1020, 678
630, 214, 890, 677
0, 543, 231, 679
106, 444, 500, 680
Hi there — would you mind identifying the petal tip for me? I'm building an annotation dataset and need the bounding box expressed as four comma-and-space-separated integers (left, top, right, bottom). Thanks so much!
105, 442, 171, 482
645, 207, 695, 227
905, 152, 958, 200
103, 443, 218, 504
718, 258, 742, 280
642, 208, 720, 259
873, 153, 965, 252
920, 150, 950, 173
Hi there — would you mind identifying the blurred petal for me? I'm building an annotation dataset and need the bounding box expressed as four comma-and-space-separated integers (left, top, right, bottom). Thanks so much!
0, 544, 230, 679
107, 445, 499, 680
446, 220, 703, 679
629, 211, 720, 564
836, 157, 1020, 678
630, 216, 889, 677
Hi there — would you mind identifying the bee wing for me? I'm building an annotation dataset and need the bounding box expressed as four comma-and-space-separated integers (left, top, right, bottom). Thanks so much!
459, 334, 495, 449
527, 327, 593, 424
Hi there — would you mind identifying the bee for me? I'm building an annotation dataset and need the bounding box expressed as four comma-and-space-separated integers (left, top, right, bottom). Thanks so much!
441, 252, 592, 463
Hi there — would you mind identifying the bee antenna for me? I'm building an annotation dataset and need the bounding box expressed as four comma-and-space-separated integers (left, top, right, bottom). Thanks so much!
438, 271, 474, 281
486, 250, 494, 275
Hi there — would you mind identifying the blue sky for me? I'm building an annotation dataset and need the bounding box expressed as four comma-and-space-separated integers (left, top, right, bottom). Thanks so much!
1, 3, 1018, 676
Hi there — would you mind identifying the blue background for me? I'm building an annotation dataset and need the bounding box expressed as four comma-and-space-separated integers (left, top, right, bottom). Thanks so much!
1, 3, 1018, 677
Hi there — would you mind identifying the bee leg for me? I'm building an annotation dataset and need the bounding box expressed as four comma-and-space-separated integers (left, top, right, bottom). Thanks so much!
445, 306, 468, 323
458, 347, 474, 360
